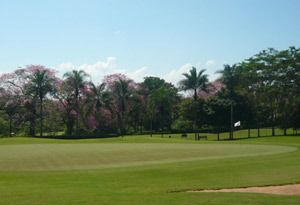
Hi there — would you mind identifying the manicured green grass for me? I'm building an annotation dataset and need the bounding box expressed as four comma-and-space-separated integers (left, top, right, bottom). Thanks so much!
0, 129, 300, 204
0, 143, 295, 171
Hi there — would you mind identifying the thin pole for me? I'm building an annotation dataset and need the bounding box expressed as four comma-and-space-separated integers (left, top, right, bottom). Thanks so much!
231, 101, 233, 140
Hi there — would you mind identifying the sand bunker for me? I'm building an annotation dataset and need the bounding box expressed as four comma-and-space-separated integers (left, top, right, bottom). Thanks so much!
187, 184, 300, 195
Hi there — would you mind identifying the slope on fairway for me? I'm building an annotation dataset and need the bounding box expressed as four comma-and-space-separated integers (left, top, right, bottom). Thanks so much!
0, 143, 296, 171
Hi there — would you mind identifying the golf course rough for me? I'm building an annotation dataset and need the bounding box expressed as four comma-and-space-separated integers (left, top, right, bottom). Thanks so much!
0, 143, 296, 171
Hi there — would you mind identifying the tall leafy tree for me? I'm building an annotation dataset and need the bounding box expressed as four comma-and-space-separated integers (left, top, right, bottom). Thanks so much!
0, 65, 58, 136
149, 86, 178, 137
244, 49, 281, 136
57, 81, 77, 135
85, 82, 107, 134
179, 98, 207, 130
240, 47, 300, 136
25, 69, 57, 137
216, 64, 240, 139
0, 94, 22, 137
63, 70, 90, 133
276, 47, 300, 135
179, 67, 209, 140
141, 76, 177, 135
104, 74, 136, 137
142, 76, 166, 92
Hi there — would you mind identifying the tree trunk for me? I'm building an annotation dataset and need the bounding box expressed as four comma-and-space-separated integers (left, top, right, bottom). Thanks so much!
161, 117, 164, 138
248, 128, 250, 138
29, 107, 36, 137
75, 94, 79, 134
257, 123, 260, 137
271, 112, 275, 136
40, 98, 43, 137
29, 120, 35, 137
120, 118, 124, 138
66, 114, 75, 135
140, 118, 143, 134
150, 114, 153, 137
9, 118, 12, 137
67, 123, 73, 135
284, 127, 287, 136
194, 97, 197, 141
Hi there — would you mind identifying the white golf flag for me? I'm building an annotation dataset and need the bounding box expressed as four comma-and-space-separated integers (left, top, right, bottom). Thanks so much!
234, 121, 241, 127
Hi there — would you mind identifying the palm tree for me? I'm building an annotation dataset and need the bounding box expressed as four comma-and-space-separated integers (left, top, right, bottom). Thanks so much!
25, 69, 56, 137
87, 82, 106, 113
63, 70, 90, 133
85, 82, 106, 133
216, 64, 240, 139
111, 78, 134, 137
179, 67, 209, 140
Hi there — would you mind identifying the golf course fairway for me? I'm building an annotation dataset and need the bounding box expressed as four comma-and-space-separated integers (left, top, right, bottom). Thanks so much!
1, 134, 300, 204
0, 143, 296, 171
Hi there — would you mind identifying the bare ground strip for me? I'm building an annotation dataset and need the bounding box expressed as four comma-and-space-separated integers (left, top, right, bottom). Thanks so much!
187, 183, 300, 195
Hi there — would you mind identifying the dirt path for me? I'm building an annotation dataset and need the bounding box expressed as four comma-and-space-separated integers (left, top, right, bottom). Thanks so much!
187, 184, 300, 195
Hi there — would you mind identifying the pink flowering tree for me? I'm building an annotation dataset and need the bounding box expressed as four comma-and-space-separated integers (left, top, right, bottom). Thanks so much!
42, 99, 64, 135
0, 65, 59, 136
56, 79, 77, 135
0, 92, 22, 136
84, 82, 107, 134
24, 68, 58, 137
103, 74, 137, 136
63, 70, 90, 134
196, 81, 225, 99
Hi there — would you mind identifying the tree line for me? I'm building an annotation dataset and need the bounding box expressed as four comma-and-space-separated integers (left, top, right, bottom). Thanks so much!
0, 47, 299, 139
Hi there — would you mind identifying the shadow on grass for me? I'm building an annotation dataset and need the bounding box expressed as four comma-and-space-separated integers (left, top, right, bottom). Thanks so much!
34, 134, 120, 140
218, 133, 300, 141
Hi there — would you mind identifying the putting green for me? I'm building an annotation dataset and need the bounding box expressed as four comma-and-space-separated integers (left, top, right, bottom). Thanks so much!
0, 143, 296, 171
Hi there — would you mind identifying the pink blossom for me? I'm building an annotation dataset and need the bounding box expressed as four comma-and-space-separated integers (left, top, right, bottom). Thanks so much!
70, 110, 77, 115
102, 73, 137, 91
5, 100, 15, 108
87, 116, 99, 130
187, 81, 226, 99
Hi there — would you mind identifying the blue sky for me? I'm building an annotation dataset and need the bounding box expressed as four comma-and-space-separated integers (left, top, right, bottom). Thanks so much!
1, 0, 300, 84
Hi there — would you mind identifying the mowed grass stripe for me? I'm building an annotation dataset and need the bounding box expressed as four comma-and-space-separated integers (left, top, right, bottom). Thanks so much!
0, 143, 296, 171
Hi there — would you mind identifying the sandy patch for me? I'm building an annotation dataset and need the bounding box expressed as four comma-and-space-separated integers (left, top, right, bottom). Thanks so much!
187, 184, 300, 195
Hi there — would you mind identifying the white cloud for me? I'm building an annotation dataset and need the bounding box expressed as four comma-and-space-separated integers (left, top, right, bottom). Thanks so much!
209, 73, 221, 81
205, 60, 216, 66
127, 67, 148, 83
57, 57, 149, 83
163, 62, 220, 85
56, 58, 218, 86
57, 57, 126, 83
164, 63, 192, 86
58, 62, 75, 71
